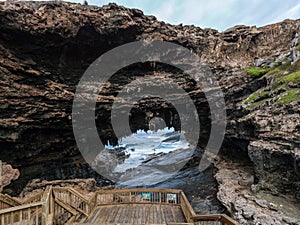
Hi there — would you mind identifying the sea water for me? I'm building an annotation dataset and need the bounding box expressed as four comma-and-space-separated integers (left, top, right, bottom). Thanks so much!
104, 127, 190, 173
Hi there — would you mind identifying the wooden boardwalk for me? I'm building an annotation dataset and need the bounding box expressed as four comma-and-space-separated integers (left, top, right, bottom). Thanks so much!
86, 204, 186, 224
0, 186, 240, 225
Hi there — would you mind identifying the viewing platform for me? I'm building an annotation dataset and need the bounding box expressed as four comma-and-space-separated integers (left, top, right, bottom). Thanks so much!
0, 186, 240, 225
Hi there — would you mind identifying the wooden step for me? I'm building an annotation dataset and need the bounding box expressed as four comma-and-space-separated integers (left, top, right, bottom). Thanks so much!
73, 223, 194, 225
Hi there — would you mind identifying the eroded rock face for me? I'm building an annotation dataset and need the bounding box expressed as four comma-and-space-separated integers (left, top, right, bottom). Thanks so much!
0, 3, 299, 220
19, 178, 114, 199
0, 162, 20, 192
215, 159, 300, 225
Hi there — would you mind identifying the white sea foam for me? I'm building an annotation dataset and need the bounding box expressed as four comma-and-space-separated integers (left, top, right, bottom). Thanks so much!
104, 127, 190, 173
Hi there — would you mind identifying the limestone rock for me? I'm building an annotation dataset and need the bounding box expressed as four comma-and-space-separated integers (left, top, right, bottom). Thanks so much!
0, 162, 20, 190
0, 4, 298, 225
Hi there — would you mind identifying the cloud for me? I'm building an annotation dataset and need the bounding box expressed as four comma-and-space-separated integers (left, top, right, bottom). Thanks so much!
273, 2, 300, 21
152, 0, 179, 23
5, 0, 300, 31
138, 0, 300, 30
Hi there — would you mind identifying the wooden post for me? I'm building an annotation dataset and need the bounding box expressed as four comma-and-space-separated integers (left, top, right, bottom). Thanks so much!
0, 160, 2, 193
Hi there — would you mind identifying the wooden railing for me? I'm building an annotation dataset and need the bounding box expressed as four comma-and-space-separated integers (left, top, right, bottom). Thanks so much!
0, 186, 53, 225
53, 198, 78, 225
0, 193, 21, 210
87, 188, 183, 214
52, 187, 240, 224
42, 186, 55, 225
0, 160, 2, 193
180, 191, 196, 223
23, 191, 44, 204
53, 187, 89, 215
0, 201, 43, 225
193, 214, 240, 225
0, 186, 240, 225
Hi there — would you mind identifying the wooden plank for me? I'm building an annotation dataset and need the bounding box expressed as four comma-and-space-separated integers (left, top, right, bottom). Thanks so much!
193, 214, 240, 225
112, 205, 122, 223
136, 203, 142, 224
85, 204, 188, 224
23, 192, 43, 204
103, 205, 113, 223
0, 194, 22, 207
99, 205, 110, 223
94, 188, 182, 195
54, 199, 77, 216
89, 207, 100, 223
161, 204, 168, 223
128, 204, 135, 224
166, 204, 174, 223
0, 161, 2, 193
122, 204, 130, 224
180, 191, 196, 222
0, 202, 42, 214
107, 205, 117, 223
155, 204, 161, 224
221, 214, 241, 225
139, 204, 144, 224
174, 206, 186, 222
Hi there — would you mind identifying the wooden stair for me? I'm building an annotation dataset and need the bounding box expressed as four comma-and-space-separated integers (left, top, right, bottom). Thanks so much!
0, 186, 240, 225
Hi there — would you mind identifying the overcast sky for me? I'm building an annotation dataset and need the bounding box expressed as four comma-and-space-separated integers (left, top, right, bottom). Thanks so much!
68, 0, 300, 31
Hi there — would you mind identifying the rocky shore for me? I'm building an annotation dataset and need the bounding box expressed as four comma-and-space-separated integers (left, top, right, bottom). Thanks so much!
0, 1, 299, 224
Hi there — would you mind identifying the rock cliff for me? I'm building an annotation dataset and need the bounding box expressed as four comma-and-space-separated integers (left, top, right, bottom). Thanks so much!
0, 162, 20, 192
0, 1, 299, 224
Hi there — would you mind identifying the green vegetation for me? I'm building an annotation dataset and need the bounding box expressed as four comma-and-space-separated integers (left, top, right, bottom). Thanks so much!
295, 44, 300, 51
280, 71, 300, 84
273, 84, 287, 92
248, 98, 271, 109
246, 67, 269, 76
244, 59, 300, 108
290, 59, 300, 72
275, 89, 300, 104
266, 67, 286, 77
245, 90, 269, 104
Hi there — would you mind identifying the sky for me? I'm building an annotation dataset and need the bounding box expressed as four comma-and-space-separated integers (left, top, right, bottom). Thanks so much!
66, 0, 300, 31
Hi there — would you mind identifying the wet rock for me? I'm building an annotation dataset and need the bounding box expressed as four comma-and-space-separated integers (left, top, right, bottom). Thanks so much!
106, 147, 129, 162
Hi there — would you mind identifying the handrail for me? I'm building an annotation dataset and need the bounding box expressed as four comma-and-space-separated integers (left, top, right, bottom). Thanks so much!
93, 187, 182, 195
0, 186, 55, 225
42, 186, 54, 225
53, 187, 89, 215
0, 193, 21, 209
221, 214, 241, 225
53, 187, 88, 202
180, 191, 196, 223
55, 198, 78, 215
193, 214, 241, 225
87, 188, 184, 215
0, 186, 240, 225
0, 160, 2, 193
0, 201, 42, 214
54, 198, 79, 225
0, 201, 43, 225
22, 191, 44, 204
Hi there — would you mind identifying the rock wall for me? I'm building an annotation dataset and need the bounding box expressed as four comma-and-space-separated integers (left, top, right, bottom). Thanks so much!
0, 162, 20, 192
0, 1, 299, 211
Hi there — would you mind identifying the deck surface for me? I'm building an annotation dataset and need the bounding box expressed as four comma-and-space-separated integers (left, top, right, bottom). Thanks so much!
86, 204, 187, 224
